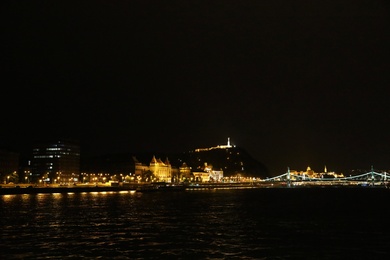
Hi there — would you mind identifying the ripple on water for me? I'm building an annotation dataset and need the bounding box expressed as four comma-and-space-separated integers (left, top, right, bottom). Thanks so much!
1, 189, 389, 259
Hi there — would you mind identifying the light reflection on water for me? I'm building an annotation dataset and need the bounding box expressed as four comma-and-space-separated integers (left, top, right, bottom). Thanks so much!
0, 189, 389, 259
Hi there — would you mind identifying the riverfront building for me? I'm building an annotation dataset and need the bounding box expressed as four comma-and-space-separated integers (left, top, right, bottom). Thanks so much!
289, 166, 344, 179
179, 162, 192, 181
31, 139, 80, 183
149, 156, 172, 182
193, 162, 224, 182
133, 155, 173, 182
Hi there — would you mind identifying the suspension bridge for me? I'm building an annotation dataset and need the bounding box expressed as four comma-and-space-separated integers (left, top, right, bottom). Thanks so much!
263, 166, 389, 187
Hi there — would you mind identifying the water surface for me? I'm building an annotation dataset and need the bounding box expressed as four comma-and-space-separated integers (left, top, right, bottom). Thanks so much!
1, 188, 389, 259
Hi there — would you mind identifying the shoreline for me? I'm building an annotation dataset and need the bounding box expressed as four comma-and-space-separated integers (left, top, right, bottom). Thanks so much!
0, 185, 137, 195
0, 182, 388, 195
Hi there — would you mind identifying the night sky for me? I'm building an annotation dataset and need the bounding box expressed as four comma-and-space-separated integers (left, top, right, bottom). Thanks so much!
2, 1, 389, 175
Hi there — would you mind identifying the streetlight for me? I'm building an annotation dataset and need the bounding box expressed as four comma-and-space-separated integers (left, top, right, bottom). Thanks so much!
7, 176, 10, 184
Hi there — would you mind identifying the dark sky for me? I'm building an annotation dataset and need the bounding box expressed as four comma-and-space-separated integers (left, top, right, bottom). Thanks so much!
2, 1, 390, 175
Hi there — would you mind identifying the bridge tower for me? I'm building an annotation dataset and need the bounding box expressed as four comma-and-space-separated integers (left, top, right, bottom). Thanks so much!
371, 165, 375, 186
287, 167, 291, 188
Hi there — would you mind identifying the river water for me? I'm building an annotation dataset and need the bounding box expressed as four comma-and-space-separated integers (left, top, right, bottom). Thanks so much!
1, 187, 389, 259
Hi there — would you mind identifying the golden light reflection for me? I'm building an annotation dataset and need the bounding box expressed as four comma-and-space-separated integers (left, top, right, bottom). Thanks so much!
37, 193, 50, 198
21, 194, 31, 202
119, 190, 136, 194
1, 194, 15, 202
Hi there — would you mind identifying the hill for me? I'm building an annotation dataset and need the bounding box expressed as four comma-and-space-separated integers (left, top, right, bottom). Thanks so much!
81, 146, 269, 179
174, 146, 269, 178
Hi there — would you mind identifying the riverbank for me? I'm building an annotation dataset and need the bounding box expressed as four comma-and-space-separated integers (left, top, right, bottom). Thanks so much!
0, 182, 256, 195
0, 185, 137, 195
0, 182, 280, 195
0, 181, 388, 195
0, 183, 191, 195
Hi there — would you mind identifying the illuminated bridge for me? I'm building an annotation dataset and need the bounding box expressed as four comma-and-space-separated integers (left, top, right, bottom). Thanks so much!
263, 167, 389, 187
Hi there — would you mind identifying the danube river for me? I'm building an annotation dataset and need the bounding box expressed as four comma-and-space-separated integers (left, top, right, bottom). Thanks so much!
1, 188, 389, 259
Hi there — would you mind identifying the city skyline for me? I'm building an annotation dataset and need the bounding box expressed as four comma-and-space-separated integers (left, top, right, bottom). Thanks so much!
2, 1, 390, 175
1, 136, 386, 177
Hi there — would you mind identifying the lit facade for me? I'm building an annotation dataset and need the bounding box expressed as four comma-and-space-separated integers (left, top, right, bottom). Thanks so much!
289, 166, 344, 179
134, 156, 149, 180
149, 155, 172, 182
193, 162, 224, 182
31, 139, 80, 183
193, 171, 211, 182
179, 162, 192, 181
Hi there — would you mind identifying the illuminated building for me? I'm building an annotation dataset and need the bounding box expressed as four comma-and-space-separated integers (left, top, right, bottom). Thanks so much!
193, 162, 224, 182
179, 162, 192, 181
133, 156, 149, 179
192, 171, 212, 182
149, 155, 172, 182
289, 166, 344, 179
305, 166, 315, 177
31, 139, 80, 183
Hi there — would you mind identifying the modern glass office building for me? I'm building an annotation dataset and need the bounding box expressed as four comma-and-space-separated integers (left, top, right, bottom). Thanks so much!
31, 139, 80, 184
